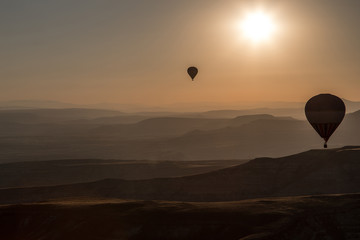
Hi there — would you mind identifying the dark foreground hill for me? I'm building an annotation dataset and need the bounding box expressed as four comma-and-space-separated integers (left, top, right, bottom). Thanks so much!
1, 193, 360, 240
1, 146, 360, 204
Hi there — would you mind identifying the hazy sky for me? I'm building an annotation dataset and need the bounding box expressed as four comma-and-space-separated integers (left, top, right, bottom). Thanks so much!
2, 0, 360, 107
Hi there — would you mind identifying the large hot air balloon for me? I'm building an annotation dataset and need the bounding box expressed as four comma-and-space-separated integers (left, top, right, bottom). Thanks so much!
187, 66, 198, 81
305, 94, 346, 148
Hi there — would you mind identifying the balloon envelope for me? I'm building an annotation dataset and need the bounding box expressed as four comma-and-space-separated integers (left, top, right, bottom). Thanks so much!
305, 94, 345, 148
187, 67, 198, 80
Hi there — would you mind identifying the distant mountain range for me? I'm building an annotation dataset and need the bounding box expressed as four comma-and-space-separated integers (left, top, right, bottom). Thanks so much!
0, 107, 359, 162
1, 146, 360, 204
91, 114, 290, 140
1, 98, 360, 115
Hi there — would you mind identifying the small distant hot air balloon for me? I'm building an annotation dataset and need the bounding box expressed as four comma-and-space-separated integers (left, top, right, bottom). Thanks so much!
305, 94, 346, 148
187, 66, 198, 81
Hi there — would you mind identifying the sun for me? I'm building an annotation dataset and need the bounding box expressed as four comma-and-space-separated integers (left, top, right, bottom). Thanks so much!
240, 10, 276, 43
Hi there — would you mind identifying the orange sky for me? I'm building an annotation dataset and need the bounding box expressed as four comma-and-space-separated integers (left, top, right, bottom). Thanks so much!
1, 1, 360, 108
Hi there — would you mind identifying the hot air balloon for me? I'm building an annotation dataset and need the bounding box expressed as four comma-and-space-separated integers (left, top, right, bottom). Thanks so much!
187, 66, 198, 81
305, 94, 345, 148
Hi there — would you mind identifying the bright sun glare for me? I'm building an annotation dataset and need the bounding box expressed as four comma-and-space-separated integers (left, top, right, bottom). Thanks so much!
240, 10, 276, 43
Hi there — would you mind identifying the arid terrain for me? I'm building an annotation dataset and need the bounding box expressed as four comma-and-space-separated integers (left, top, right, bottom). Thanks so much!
1, 105, 360, 239
1, 194, 360, 240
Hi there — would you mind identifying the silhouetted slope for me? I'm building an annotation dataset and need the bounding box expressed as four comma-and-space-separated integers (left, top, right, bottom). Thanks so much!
333, 110, 360, 143
166, 118, 314, 159
191, 108, 305, 119
1, 146, 360, 203
0, 159, 246, 189
1, 194, 360, 240
70, 115, 149, 124
342, 99, 360, 113
91, 114, 279, 139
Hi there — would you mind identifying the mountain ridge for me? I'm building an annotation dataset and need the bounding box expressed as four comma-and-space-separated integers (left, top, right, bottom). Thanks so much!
0, 146, 359, 204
